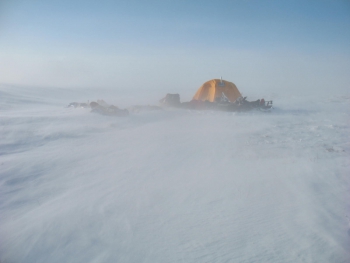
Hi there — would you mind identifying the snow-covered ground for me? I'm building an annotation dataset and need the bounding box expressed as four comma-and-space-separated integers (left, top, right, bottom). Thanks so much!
1, 84, 349, 263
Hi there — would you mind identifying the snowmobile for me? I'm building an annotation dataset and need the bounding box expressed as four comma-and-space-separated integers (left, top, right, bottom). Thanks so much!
67, 100, 129, 116
89, 101, 129, 116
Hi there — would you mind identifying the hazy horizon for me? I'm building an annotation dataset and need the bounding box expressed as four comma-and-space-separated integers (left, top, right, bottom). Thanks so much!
1, 0, 350, 94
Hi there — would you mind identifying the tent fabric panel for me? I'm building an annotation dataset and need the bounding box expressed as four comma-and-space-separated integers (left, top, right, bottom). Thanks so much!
193, 81, 216, 102
217, 82, 242, 103
193, 79, 242, 102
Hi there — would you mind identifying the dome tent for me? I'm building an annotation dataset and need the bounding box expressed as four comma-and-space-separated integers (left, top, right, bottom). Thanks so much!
193, 78, 242, 103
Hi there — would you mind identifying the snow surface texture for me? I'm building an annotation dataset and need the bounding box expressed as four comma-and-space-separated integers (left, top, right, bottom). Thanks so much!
1, 85, 350, 263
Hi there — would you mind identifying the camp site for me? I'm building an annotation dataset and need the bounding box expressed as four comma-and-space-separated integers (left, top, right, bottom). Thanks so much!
67, 78, 273, 116
1, 1, 350, 263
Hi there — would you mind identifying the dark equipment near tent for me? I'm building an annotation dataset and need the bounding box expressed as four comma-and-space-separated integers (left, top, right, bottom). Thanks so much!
159, 94, 180, 107
159, 78, 273, 112
90, 101, 129, 116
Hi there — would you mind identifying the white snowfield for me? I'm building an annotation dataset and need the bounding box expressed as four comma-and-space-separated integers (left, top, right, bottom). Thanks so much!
0, 85, 349, 263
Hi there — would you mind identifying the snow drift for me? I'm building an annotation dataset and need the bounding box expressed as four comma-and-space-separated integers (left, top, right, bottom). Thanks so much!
0, 84, 349, 263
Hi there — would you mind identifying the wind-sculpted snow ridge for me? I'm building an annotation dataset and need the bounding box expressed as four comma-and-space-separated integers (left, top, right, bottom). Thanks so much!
0, 86, 350, 263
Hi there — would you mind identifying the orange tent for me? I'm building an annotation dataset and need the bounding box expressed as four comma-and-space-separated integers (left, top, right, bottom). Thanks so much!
193, 79, 242, 103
